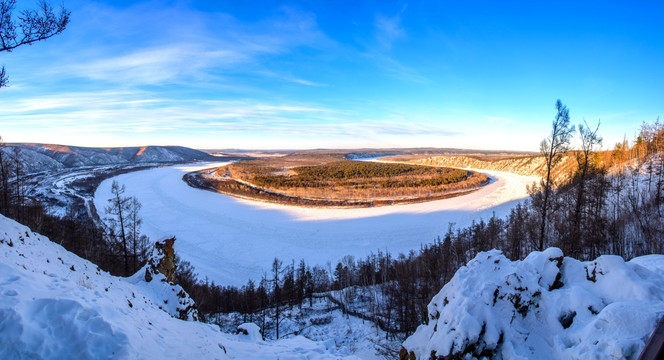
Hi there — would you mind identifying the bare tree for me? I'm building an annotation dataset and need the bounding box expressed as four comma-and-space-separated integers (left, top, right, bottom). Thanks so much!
0, 136, 11, 213
10, 145, 23, 220
569, 120, 602, 257
105, 180, 131, 275
537, 99, 575, 251
0, 0, 70, 87
127, 196, 150, 273
271, 257, 283, 339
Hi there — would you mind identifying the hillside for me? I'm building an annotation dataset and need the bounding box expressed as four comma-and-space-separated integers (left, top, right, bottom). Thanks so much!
0, 214, 360, 359
386, 154, 578, 183
401, 248, 664, 359
3, 143, 222, 174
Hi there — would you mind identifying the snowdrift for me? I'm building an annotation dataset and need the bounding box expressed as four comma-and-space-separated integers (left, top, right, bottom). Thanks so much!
401, 248, 664, 360
0, 214, 359, 359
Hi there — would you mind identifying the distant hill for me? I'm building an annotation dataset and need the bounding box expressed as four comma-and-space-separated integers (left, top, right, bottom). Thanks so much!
3, 143, 221, 173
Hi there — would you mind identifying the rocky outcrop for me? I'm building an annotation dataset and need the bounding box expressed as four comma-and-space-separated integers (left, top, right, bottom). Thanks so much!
137, 237, 198, 321
145, 237, 177, 284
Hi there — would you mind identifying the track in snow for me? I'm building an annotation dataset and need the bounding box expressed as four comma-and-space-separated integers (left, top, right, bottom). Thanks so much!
94, 162, 538, 286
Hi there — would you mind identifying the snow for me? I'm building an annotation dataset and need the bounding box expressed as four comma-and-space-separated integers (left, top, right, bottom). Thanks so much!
8, 144, 218, 171
0, 214, 362, 359
401, 248, 664, 359
215, 296, 398, 359
236, 323, 263, 341
93, 162, 539, 286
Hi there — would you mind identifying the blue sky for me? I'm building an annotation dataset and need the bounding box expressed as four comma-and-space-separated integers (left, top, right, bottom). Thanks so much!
0, 0, 662, 151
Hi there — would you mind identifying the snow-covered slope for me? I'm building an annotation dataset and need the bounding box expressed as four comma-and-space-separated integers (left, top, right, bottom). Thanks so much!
405, 154, 577, 183
401, 248, 664, 359
0, 214, 360, 359
3, 143, 219, 173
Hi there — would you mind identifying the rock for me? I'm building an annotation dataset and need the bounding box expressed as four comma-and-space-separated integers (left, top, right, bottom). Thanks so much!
144, 267, 152, 282
145, 237, 177, 284
134, 237, 199, 321
236, 323, 263, 342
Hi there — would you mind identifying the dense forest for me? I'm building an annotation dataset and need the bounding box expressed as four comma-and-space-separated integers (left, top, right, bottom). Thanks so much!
2, 112, 663, 341
253, 160, 474, 189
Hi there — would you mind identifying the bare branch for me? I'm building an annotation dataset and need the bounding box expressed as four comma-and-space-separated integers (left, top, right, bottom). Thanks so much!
0, 0, 70, 87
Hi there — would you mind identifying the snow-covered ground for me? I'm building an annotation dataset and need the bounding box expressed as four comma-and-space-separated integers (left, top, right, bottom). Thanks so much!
402, 248, 664, 359
0, 214, 362, 359
215, 297, 399, 359
94, 162, 539, 286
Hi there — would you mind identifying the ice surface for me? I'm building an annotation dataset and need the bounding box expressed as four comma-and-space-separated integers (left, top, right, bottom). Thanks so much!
93, 162, 538, 286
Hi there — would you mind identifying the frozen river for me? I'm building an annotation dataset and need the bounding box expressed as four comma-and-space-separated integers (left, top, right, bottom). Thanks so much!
94, 162, 539, 286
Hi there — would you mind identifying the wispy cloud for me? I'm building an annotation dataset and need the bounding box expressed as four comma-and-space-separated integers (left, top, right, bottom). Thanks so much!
365, 5, 427, 83
374, 5, 407, 51
35, 3, 335, 88
284, 77, 328, 87
68, 45, 247, 85
256, 70, 328, 87
0, 88, 455, 144
363, 52, 427, 83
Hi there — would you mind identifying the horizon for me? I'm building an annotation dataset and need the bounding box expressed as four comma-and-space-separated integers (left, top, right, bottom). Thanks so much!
8, 141, 539, 154
1, 1, 662, 151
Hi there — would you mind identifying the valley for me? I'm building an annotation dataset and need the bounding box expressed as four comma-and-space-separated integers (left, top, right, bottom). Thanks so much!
93, 159, 539, 286
4, 138, 663, 359
3, 2, 660, 357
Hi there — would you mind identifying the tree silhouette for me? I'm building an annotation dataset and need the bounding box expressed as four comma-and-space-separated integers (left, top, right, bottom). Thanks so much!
537, 99, 575, 251
0, 0, 70, 87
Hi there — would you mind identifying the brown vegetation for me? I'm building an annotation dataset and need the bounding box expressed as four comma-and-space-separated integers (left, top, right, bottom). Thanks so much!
387, 153, 578, 182
388, 144, 645, 186
188, 153, 490, 207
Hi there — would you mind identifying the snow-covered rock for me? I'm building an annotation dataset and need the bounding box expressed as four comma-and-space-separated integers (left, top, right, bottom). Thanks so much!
401, 248, 664, 360
128, 237, 198, 321
0, 214, 360, 359
237, 323, 264, 342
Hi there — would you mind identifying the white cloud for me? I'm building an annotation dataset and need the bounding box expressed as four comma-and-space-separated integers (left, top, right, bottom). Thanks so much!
68, 45, 247, 85
0, 87, 458, 146
30, 3, 335, 88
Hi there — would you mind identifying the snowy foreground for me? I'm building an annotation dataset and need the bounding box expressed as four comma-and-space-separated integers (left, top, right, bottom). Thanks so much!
0, 214, 361, 359
94, 162, 538, 286
2, 212, 662, 359
402, 248, 664, 359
